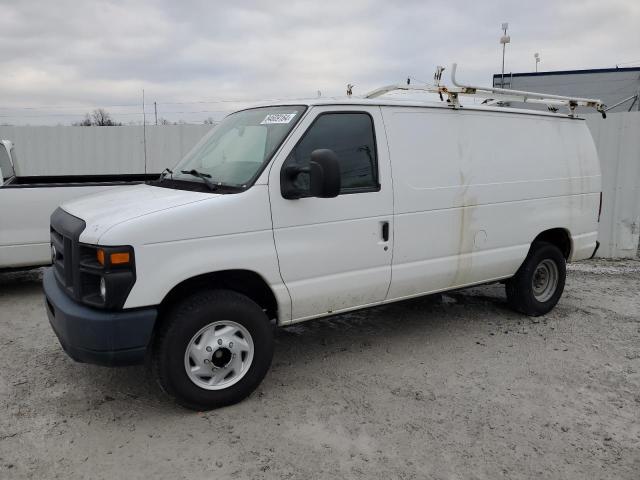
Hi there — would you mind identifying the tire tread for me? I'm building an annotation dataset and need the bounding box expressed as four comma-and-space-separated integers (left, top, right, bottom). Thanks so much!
152, 289, 273, 410
505, 241, 566, 316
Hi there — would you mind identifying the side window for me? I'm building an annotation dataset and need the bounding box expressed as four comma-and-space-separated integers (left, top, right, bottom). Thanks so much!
284, 112, 379, 194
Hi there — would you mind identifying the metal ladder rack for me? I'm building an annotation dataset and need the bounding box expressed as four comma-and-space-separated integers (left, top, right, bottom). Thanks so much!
364, 63, 607, 118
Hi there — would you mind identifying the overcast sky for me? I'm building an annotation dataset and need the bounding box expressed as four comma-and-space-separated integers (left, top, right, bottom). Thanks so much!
1, 0, 639, 125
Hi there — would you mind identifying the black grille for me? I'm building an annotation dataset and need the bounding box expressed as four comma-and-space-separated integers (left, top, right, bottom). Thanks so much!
50, 208, 86, 301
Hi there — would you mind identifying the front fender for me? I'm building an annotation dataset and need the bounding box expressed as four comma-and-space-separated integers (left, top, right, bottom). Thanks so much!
124, 230, 291, 323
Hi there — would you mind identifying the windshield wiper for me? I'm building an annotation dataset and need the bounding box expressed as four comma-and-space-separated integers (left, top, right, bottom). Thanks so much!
180, 169, 217, 191
179, 169, 245, 191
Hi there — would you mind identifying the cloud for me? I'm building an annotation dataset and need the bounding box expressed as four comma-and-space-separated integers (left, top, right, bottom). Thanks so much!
0, 0, 638, 124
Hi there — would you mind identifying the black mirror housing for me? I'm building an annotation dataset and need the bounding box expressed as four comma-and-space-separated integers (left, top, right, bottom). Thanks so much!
281, 149, 341, 199
309, 149, 340, 198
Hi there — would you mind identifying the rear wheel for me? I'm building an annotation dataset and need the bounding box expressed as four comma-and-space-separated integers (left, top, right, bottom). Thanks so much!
153, 289, 274, 410
506, 242, 566, 316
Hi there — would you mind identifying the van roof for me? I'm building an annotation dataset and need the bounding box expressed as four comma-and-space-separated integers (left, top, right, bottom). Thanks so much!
254, 97, 585, 120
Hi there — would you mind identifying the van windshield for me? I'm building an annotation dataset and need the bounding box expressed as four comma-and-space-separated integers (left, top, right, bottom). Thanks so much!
172, 106, 306, 189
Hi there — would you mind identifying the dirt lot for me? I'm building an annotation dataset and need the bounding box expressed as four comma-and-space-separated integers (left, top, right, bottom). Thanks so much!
1, 259, 639, 479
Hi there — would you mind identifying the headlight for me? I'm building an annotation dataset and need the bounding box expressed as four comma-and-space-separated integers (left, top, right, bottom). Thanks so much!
78, 244, 136, 310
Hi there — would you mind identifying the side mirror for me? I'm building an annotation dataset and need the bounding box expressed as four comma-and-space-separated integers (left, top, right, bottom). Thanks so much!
281, 149, 341, 199
308, 149, 340, 198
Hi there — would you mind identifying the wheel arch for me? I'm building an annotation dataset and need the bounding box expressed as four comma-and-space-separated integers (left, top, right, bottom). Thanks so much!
157, 269, 279, 322
532, 228, 572, 259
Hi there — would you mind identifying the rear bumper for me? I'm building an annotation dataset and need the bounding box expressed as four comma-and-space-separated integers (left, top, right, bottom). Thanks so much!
43, 268, 157, 366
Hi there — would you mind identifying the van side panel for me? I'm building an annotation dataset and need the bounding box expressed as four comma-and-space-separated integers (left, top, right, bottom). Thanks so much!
381, 107, 600, 300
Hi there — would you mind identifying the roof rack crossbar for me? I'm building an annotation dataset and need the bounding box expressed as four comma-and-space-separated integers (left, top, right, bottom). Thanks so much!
364, 63, 607, 118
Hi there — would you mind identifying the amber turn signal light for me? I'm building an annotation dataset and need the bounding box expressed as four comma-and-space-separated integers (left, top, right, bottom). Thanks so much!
110, 252, 130, 265
96, 249, 130, 266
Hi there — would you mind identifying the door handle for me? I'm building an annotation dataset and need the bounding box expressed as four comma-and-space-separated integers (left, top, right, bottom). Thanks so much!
381, 221, 389, 242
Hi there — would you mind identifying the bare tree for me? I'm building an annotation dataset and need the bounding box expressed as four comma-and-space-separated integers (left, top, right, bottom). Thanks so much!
73, 114, 92, 126
91, 108, 121, 126
73, 109, 122, 126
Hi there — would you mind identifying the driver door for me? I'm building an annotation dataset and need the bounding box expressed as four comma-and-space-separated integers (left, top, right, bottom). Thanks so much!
268, 106, 393, 322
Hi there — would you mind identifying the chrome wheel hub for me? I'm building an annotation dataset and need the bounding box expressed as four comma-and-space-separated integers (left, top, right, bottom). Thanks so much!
184, 320, 254, 390
532, 259, 559, 302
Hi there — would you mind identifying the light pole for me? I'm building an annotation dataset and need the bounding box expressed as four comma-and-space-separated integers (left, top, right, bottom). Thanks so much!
534, 52, 540, 72
500, 23, 510, 87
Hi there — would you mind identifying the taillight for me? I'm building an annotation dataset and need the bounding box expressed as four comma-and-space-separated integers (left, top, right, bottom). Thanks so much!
598, 192, 603, 222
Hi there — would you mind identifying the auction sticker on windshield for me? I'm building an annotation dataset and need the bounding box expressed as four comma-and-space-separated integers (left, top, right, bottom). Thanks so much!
260, 113, 297, 124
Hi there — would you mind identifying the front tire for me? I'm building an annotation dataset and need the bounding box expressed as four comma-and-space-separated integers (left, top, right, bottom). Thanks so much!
506, 242, 566, 316
152, 289, 274, 410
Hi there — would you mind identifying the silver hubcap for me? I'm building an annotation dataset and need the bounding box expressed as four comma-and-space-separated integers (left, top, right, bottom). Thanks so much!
532, 259, 559, 302
184, 321, 254, 390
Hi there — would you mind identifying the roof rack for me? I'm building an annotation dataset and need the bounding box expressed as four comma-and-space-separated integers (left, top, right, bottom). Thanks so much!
364, 63, 607, 118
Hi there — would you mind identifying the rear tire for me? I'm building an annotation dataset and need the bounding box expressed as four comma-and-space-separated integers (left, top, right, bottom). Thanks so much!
153, 289, 274, 410
506, 242, 566, 316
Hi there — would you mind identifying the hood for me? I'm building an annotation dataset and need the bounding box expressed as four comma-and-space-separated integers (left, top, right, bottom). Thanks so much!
62, 184, 216, 243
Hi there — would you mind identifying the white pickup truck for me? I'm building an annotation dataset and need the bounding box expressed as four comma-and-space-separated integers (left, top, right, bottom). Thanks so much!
0, 140, 158, 270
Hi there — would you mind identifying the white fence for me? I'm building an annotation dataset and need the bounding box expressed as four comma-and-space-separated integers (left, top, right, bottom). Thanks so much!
0, 124, 213, 176
1, 113, 638, 258
586, 112, 640, 258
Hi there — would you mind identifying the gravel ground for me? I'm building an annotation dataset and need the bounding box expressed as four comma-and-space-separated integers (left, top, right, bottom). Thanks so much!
1, 259, 639, 479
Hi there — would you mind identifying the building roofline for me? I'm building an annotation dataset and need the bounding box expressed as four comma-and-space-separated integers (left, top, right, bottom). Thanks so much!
492, 66, 640, 79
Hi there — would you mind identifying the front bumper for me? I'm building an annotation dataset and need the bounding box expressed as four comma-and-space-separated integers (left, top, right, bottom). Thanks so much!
43, 268, 157, 366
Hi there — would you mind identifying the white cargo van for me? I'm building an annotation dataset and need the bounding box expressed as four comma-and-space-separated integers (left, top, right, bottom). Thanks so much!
43, 71, 603, 409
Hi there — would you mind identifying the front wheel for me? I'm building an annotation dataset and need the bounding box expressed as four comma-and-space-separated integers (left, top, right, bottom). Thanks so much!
506, 242, 566, 316
152, 289, 274, 410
